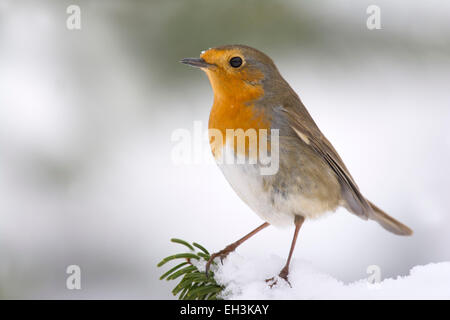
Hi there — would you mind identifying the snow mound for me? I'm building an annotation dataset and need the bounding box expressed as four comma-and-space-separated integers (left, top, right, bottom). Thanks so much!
213, 253, 450, 299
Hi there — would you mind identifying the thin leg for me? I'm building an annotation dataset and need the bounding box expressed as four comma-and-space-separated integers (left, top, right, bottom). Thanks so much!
267, 215, 304, 287
205, 222, 269, 276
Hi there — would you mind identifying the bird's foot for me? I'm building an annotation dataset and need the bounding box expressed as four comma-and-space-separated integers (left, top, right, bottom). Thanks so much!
205, 244, 237, 277
265, 267, 291, 288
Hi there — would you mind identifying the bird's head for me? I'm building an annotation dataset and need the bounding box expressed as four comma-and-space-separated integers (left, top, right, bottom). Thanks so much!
181, 45, 282, 103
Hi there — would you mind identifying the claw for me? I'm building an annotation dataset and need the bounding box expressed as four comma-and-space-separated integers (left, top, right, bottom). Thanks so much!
204, 245, 236, 278
265, 267, 292, 288
205, 256, 215, 278
265, 276, 291, 288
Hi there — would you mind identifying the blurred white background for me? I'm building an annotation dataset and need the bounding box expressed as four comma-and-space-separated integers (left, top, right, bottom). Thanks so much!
0, 0, 449, 298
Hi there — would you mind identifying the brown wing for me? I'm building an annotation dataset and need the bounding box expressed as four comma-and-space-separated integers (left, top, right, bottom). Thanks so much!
278, 98, 372, 219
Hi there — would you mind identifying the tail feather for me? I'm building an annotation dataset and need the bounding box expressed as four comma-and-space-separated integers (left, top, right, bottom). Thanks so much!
368, 201, 413, 236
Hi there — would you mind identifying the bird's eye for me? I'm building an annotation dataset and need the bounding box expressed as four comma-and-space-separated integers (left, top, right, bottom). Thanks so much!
229, 57, 243, 68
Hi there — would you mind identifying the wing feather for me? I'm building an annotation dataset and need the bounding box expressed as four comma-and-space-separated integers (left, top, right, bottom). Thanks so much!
278, 101, 372, 219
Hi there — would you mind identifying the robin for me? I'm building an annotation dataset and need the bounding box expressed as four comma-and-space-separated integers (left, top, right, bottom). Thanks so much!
181, 45, 412, 286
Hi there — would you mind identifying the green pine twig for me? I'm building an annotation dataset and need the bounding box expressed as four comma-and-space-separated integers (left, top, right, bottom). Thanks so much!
157, 238, 224, 300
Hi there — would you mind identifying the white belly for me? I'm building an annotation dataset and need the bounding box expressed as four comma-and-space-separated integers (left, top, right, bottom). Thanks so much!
216, 146, 295, 227
215, 143, 339, 227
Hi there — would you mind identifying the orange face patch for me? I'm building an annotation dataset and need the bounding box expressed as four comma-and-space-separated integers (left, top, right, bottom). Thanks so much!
201, 48, 264, 103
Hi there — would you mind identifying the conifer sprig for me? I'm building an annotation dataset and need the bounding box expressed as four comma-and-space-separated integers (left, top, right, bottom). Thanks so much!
157, 238, 224, 300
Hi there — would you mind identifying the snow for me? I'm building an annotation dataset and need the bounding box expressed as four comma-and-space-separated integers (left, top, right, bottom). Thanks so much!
213, 253, 450, 299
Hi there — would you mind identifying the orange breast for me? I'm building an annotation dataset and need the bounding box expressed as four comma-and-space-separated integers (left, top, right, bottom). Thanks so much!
208, 94, 271, 160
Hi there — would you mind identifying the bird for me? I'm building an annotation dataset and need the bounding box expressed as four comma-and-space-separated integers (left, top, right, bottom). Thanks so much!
181, 44, 412, 286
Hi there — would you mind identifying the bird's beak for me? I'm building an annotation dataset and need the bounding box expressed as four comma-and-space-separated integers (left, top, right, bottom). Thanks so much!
180, 57, 212, 69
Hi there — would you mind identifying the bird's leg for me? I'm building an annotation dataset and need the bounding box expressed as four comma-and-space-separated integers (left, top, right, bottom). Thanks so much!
266, 215, 304, 287
205, 222, 269, 276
